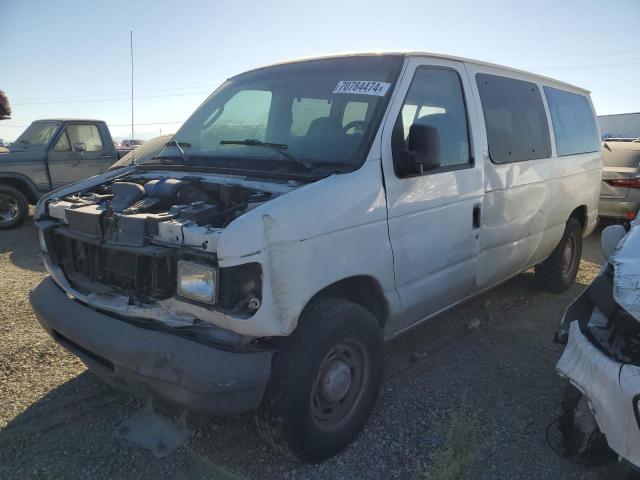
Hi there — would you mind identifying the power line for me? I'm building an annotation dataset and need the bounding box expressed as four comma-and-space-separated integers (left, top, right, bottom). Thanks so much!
11, 61, 640, 107
10, 83, 215, 103
1, 120, 184, 128
533, 63, 640, 71
11, 90, 211, 106
10, 49, 640, 105
491, 48, 640, 62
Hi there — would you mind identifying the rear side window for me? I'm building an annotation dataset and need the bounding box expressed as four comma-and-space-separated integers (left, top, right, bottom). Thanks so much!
476, 73, 551, 163
544, 87, 599, 156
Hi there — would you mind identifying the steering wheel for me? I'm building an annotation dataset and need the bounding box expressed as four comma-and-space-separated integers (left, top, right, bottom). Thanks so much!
342, 120, 368, 136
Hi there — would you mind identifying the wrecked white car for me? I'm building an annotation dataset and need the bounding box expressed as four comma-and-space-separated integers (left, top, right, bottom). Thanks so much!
30, 52, 602, 462
556, 218, 640, 470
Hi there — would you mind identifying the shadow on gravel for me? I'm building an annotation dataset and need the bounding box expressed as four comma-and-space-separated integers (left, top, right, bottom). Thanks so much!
0, 216, 45, 273
0, 369, 264, 480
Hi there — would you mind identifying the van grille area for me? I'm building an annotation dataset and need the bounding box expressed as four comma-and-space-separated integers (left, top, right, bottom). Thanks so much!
50, 230, 175, 300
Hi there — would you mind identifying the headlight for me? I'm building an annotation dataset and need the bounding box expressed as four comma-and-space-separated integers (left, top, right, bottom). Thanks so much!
38, 229, 48, 253
177, 260, 217, 304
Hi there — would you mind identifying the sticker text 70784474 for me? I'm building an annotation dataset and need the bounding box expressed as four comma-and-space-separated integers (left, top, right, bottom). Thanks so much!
333, 81, 391, 97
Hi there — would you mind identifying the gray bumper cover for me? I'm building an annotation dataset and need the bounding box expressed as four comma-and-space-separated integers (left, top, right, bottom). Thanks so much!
30, 277, 272, 414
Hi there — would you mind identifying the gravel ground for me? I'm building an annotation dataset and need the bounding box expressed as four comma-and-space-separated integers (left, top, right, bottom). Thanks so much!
0, 218, 628, 479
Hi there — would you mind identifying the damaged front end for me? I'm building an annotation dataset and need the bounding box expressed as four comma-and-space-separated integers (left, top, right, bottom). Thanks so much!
29, 169, 305, 414
555, 219, 640, 469
39, 172, 286, 328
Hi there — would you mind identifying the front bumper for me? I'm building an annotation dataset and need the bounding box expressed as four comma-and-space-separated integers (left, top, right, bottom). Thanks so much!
30, 277, 272, 415
557, 321, 640, 468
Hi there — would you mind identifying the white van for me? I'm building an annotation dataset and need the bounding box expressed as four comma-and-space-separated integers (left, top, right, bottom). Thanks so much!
30, 52, 602, 461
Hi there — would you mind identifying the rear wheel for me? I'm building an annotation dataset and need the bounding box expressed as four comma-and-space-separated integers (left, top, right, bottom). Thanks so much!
535, 217, 582, 293
0, 185, 28, 230
256, 297, 383, 462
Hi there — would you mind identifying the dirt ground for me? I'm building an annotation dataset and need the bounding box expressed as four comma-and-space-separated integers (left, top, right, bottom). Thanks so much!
0, 218, 629, 479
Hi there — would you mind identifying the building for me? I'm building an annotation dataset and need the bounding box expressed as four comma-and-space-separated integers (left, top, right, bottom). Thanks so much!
598, 112, 640, 139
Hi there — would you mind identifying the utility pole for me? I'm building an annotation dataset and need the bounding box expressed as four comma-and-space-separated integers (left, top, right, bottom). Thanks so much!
130, 30, 134, 141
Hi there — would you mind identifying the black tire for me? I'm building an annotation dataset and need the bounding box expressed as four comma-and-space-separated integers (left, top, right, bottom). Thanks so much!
535, 217, 582, 293
0, 185, 28, 230
256, 297, 384, 463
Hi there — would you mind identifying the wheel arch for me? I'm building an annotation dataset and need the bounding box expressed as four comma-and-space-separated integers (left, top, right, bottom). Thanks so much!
0, 173, 41, 204
569, 205, 587, 232
302, 275, 390, 329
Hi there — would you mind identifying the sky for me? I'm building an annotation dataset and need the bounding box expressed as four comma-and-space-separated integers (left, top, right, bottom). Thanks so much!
1, 0, 639, 142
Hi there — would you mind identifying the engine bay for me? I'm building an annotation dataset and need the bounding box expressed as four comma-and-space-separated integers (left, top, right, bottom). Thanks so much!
46, 175, 275, 251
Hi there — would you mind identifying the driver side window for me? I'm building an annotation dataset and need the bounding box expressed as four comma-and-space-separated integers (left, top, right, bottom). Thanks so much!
392, 66, 471, 176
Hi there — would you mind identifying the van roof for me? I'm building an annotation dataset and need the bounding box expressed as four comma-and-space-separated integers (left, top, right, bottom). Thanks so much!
243, 51, 590, 94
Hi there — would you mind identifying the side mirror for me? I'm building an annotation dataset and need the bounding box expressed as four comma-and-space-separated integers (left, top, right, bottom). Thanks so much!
601, 224, 626, 261
397, 123, 441, 176
73, 142, 86, 153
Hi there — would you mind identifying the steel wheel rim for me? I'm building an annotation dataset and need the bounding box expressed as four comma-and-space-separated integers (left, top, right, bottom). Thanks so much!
310, 340, 369, 432
0, 194, 19, 225
561, 235, 577, 277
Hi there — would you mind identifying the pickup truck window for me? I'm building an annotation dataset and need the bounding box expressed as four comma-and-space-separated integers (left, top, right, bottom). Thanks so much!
170, 55, 403, 173
14, 121, 59, 147
66, 124, 103, 152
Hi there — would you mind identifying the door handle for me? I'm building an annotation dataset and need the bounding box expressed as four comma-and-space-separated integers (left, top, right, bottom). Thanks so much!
472, 203, 481, 229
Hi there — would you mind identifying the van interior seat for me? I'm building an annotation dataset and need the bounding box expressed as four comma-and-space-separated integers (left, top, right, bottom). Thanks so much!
414, 113, 455, 165
305, 117, 346, 160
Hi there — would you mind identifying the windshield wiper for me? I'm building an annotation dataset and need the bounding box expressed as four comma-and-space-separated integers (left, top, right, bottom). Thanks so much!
220, 139, 314, 170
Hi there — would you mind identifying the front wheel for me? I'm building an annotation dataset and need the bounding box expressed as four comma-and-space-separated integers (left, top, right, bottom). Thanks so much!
535, 217, 582, 293
0, 185, 28, 230
256, 297, 384, 462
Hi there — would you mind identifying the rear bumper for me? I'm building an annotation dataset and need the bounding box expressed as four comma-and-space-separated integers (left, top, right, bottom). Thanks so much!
598, 197, 640, 219
29, 277, 272, 414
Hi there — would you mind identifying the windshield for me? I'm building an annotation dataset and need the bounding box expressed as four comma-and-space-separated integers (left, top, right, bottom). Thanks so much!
168, 55, 403, 174
15, 121, 59, 148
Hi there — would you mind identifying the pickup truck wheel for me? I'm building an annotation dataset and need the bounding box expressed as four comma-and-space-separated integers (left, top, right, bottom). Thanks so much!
256, 297, 383, 462
535, 217, 582, 293
0, 185, 28, 230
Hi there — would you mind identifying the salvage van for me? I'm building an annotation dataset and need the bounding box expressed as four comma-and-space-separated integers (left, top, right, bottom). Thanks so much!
30, 52, 602, 461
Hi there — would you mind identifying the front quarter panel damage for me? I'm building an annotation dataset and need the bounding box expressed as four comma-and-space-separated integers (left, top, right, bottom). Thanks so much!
215, 161, 399, 337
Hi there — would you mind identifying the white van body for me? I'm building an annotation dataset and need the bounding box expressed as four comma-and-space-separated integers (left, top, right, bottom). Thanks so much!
31, 52, 602, 461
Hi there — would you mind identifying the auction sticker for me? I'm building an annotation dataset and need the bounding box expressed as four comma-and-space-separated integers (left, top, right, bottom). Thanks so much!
333, 80, 391, 96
